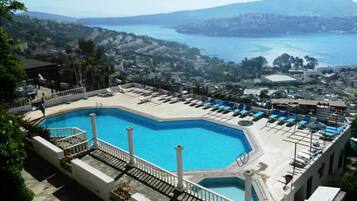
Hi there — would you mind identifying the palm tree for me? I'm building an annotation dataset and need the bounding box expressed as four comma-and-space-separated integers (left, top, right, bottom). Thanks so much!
76, 39, 114, 90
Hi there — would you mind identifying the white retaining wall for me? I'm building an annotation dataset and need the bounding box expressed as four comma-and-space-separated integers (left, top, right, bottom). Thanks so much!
71, 159, 115, 201
32, 136, 64, 168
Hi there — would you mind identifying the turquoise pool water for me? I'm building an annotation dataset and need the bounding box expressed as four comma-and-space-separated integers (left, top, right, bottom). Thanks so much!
40, 108, 252, 171
198, 177, 259, 201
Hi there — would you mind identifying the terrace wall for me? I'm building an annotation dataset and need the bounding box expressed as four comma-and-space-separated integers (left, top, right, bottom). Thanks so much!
32, 136, 64, 168
71, 159, 115, 201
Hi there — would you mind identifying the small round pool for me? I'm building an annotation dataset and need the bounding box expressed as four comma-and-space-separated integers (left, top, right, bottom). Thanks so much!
40, 108, 252, 171
198, 177, 259, 201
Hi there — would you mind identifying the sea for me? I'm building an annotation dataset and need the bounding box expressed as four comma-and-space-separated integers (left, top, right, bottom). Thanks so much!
97, 24, 357, 66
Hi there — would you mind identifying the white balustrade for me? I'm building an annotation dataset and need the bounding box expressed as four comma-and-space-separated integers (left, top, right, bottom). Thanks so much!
63, 138, 92, 158
5, 98, 30, 108
5, 98, 32, 113
97, 139, 130, 162
96, 139, 232, 201
48, 127, 84, 138
45, 87, 85, 100
55, 131, 87, 145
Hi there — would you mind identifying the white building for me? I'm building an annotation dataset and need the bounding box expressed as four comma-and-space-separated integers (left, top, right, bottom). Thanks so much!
304, 186, 345, 201
262, 74, 300, 84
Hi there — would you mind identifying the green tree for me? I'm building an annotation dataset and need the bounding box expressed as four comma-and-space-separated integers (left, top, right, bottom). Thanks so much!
0, 2, 34, 201
0, 0, 26, 103
304, 56, 319, 69
0, 111, 34, 201
273, 53, 293, 72
259, 89, 270, 99
342, 175, 357, 201
77, 39, 114, 90
0, 0, 26, 22
240, 56, 267, 78
352, 117, 357, 138
292, 56, 304, 69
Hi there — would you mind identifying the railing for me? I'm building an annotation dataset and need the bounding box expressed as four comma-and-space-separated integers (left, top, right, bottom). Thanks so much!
4, 98, 32, 113
63, 138, 93, 158
5, 98, 30, 109
48, 127, 84, 139
45, 87, 86, 100
56, 131, 87, 148
183, 179, 232, 201
135, 156, 178, 186
96, 139, 232, 201
97, 139, 130, 163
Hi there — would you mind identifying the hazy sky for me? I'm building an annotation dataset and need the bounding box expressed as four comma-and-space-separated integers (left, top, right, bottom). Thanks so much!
21, 0, 256, 18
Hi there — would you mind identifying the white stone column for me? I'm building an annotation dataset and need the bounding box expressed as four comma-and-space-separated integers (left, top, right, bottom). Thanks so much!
175, 145, 185, 192
127, 127, 135, 167
90, 113, 98, 148
244, 169, 254, 201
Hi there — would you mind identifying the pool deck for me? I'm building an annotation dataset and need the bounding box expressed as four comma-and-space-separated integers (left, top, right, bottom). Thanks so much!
25, 88, 336, 201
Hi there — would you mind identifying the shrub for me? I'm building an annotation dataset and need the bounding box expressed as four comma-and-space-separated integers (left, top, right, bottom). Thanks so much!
0, 111, 34, 201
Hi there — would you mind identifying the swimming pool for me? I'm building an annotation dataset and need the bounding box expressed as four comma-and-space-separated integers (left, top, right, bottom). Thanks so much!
198, 177, 259, 201
40, 108, 252, 171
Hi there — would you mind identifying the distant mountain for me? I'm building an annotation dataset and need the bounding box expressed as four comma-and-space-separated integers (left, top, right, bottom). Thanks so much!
176, 14, 357, 36
19, 11, 77, 23
77, 0, 357, 26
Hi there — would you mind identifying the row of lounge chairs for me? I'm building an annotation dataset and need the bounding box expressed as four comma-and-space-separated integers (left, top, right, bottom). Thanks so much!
127, 89, 265, 120
269, 109, 347, 139
319, 125, 347, 138
201, 100, 266, 120
269, 110, 302, 127
128, 88, 347, 139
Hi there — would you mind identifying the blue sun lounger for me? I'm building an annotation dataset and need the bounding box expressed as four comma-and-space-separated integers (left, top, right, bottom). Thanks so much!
298, 116, 310, 127
325, 125, 346, 131
212, 102, 225, 110
203, 100, 215, 108
252, 111, 264, 120
287, 114, 298, 125
320, 129, 341, 138
325, 126, 345, 134
222, 103, 234, 113
218, 101, 229, 110
268, 110, 280, 121
233, 104, 244, 116
278, 112, 289, 123
240, 105, 251, 116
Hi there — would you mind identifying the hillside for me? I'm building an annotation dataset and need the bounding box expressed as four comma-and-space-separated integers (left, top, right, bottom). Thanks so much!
77, 0, 357, 26
176, 14, 357, 36
19, 11, 77, 23
3, 16, 249, 84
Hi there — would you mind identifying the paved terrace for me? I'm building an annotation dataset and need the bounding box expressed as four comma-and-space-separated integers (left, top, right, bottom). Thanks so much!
25, 87, 341, 201
22, 149, 102, 201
